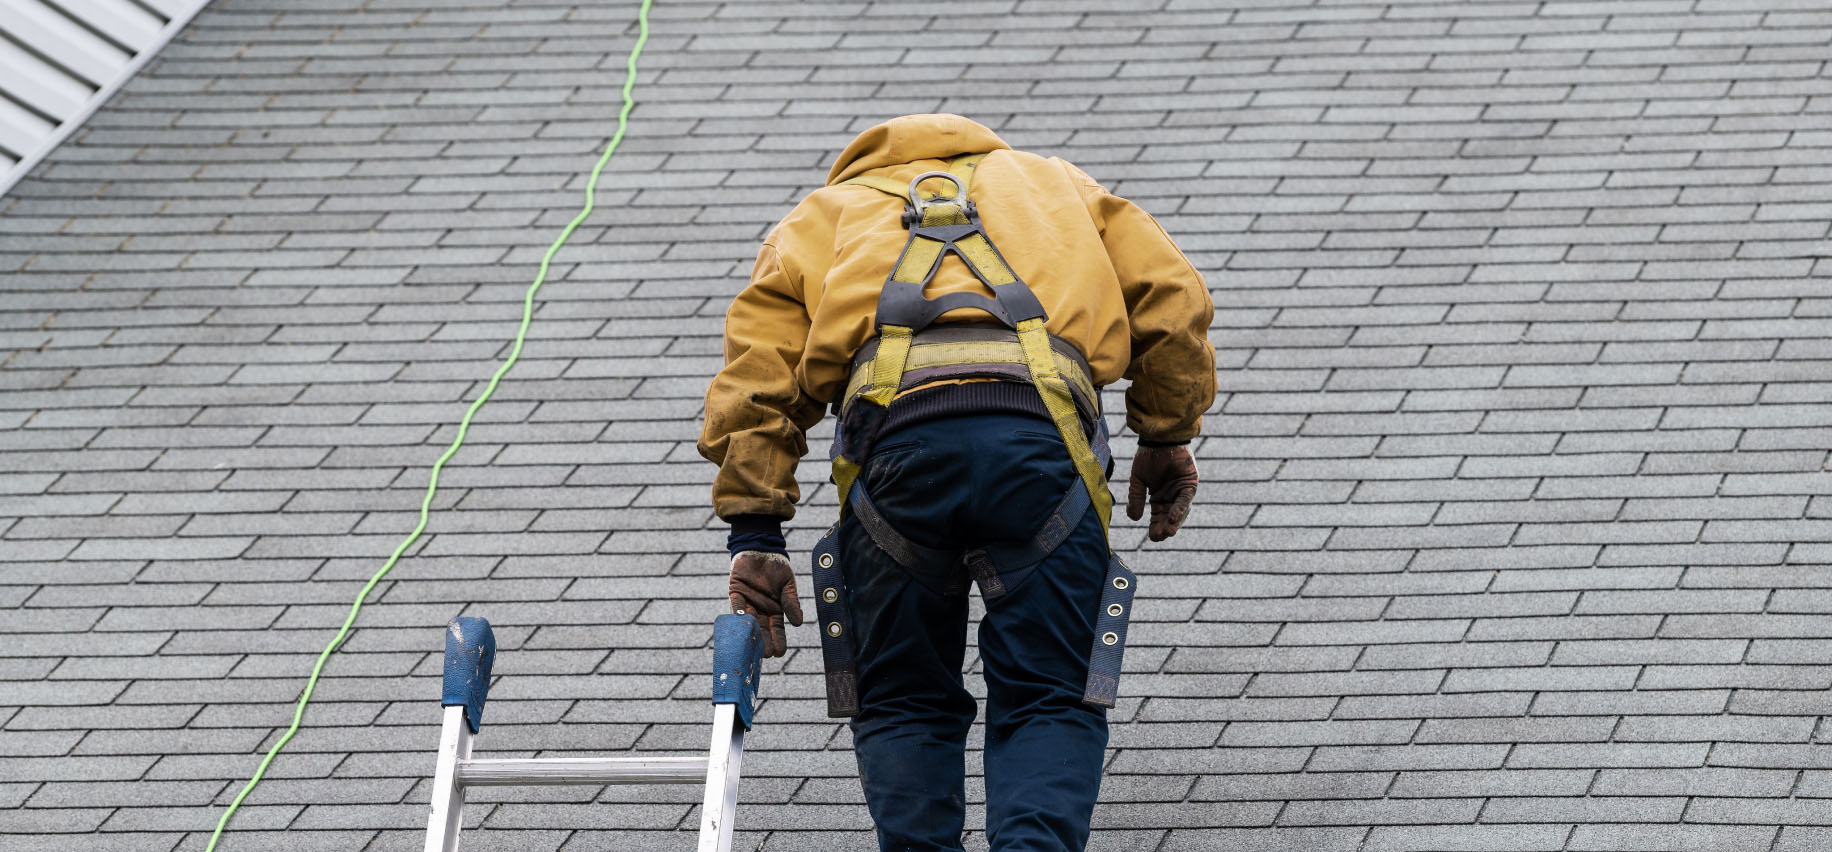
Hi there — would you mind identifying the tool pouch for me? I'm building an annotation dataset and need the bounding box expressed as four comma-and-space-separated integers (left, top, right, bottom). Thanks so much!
811, 526, 860, 717
1082, 555, 1136, 709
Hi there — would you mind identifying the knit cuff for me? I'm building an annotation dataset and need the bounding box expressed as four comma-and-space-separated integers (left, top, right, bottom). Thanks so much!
1137, 437, 1191, 448
727, 514, 787, 558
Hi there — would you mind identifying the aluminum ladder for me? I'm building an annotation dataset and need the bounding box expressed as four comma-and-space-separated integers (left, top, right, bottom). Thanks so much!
424, 613, 764, 852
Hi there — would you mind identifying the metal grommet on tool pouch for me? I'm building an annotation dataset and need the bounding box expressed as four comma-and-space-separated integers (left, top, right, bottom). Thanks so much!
810, 529, 859, 717
1082, 556, 1136, 709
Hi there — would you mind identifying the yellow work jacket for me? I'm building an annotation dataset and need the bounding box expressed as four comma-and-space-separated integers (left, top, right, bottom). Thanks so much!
697, 114, 1216, 521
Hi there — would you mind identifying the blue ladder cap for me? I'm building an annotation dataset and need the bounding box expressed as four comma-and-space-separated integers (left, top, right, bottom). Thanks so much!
442, 616, 496, 734
711, 613, 763, 730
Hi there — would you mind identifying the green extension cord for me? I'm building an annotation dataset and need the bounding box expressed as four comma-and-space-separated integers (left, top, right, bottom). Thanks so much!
202, 2, 654, 848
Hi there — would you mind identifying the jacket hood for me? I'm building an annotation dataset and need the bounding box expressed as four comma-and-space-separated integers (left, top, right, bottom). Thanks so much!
825, 114, 1011, 185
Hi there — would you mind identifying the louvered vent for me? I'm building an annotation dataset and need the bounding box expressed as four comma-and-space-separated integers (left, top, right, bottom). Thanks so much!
0, 0, 210, 195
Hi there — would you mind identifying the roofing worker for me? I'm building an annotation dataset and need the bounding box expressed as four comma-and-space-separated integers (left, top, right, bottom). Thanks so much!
698, 114, 1215, 852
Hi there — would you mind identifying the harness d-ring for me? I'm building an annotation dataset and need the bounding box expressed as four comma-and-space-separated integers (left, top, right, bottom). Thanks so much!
902, 171, 972, 227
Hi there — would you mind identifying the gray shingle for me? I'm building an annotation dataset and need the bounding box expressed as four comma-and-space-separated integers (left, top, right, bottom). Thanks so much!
1365, 824, 1570, 851
1567, 823, 1777, 852
6, 0, 1830, 848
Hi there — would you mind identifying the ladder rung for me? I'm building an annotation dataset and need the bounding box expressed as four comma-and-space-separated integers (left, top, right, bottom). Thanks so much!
455, 756, 710, 787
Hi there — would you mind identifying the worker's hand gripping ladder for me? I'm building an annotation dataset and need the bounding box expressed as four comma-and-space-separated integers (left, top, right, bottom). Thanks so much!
425, 613, 764, 852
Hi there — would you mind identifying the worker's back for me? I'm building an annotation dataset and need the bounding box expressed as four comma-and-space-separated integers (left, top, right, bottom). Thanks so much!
771, 114, 1140, 402
702, 113, 1216, 852
701, 113, 1213, 523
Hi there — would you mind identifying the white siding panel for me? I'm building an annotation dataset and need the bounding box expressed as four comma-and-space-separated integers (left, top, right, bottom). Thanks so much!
2, 0, 133, 86
136, 0, 191, 17
0, 0, 211, 195
47, 0, 167, 53
0, 96, 56, 159
0, 39, 93, 121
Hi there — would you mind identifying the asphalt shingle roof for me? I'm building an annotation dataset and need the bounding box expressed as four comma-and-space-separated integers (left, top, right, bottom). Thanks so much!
5, 1, 1832, 850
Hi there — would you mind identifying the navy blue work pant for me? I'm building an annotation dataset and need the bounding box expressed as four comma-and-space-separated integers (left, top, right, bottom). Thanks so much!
839, 412, 1109, 852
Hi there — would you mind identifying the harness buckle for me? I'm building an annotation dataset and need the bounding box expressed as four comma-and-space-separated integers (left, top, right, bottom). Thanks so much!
963, 548, 1006, 601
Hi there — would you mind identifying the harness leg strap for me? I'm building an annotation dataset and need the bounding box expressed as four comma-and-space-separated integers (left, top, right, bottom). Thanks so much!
963, 548, 1005, 601
830, 483, 1138, 712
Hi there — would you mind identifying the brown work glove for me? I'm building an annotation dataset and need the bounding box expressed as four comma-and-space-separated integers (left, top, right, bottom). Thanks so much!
1127, 442, 1198, 542
729, 551, 803, 658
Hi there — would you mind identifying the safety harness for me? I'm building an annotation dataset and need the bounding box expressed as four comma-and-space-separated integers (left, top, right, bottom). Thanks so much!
811, 154, 1137, 717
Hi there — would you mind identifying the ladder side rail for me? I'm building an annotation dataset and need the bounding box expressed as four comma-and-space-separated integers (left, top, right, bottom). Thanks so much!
424, 704, 473, 852
696, 703, 745, 852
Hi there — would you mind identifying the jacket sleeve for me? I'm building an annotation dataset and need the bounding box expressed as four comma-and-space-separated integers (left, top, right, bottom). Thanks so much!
697, 242, 827, 521
1064, 161, 1217, 443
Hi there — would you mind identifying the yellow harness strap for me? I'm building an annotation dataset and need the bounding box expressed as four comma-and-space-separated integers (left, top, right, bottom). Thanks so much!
835, 153, 1112, 529
839, 338, 1100, 411
833, 325, 913, 507
831, 454, 863, 510
834, 155, 984, 507
1017, 318, 1114, 529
